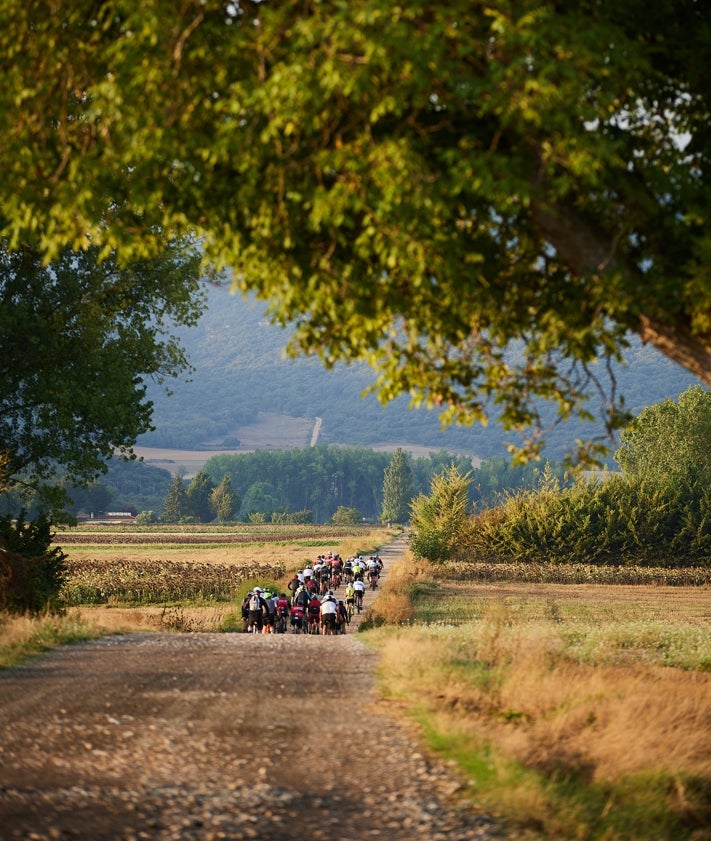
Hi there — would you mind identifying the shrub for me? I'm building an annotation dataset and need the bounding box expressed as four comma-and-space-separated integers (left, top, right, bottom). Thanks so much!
460, 473, 711, 567
0, 513, 68, 613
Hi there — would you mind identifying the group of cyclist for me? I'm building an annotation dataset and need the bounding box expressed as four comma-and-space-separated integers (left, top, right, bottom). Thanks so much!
241, 552, 383, 636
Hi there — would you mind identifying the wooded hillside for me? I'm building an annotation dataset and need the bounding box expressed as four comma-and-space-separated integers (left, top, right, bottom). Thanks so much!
138, 285, 701, 462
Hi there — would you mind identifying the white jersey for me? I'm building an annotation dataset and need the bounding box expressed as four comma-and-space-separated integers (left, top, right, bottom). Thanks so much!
353, 580, 365, 592
320, 598, 338, 616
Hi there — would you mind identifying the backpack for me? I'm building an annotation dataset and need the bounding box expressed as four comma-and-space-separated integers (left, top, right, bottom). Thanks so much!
249, 593, 261, 611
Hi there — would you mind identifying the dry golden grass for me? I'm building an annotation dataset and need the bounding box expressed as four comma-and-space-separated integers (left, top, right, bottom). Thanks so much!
0, 604, 239, 669
72, 604, 236, 633
376, 627, 711, 779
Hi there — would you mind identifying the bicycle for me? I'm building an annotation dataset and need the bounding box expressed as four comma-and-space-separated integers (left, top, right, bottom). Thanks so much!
355, 592, 363, 613
346, 600, 354, 623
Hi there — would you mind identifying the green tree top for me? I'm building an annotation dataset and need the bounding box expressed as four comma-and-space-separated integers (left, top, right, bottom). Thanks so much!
210, 475, 238, 523
409, 464, 473, 563
186, 471, 217, 523
162, 473, 189, 523
616, 386, 711, 484
1, 2, 709, 461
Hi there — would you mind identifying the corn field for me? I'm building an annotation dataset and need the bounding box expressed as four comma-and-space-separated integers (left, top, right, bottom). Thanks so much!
60, 558, 285, 605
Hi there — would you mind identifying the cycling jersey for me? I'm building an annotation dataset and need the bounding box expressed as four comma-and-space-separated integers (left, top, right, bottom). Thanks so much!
320, 599, 338, 616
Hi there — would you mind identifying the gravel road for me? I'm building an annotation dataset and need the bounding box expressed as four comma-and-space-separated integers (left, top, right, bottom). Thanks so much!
0, 535, 502, 841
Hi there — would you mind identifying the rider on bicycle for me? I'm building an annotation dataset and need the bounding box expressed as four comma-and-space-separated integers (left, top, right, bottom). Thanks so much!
352, 578, 365, 611
344, 582, 355, 612
320, 593, 338, 635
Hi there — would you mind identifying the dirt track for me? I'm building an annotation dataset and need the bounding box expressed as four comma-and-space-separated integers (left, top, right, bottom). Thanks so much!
0, 535, 501, 841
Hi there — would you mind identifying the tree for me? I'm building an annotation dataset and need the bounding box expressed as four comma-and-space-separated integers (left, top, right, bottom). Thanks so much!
186, 470, 216, 523
616, 386, 711, 484
409, 464, 473, 563
0, 239, 205, 513
210, 476, 237, 523
162, 473, 189, 523
331, 505, 361, 525
380, 448, 414, 524
1, 3, 709, 463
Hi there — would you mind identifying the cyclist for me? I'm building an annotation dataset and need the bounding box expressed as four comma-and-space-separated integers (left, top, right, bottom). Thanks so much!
344, 582, 355, 620
368, 565, 380, 590
343, 559, 353, 583
353, 578, 365, 612
290, 602, 305, 633
240, 591, 253, 632
307, 593, 322, 634
262, 589, 277, 633
275, 592, 290, 633
293, 584, 310, 610
337, 600, 348, 633
247, 587, 268, 633
320, 593, 338, 635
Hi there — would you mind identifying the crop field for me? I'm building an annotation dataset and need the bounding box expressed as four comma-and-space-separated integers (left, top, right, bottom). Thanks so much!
54, 523, 396, 608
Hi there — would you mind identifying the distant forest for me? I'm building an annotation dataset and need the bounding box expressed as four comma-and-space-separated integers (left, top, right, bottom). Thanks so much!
64, 446, 566, 523
136, 286, 701, 464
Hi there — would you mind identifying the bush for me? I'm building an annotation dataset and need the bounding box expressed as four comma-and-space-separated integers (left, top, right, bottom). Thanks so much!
410, 465, 472, 563
0, 513, 68, 613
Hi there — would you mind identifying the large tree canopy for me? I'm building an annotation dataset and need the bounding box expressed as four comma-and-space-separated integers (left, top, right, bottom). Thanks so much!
1, 1, 709, 461
0, 240, 205, 509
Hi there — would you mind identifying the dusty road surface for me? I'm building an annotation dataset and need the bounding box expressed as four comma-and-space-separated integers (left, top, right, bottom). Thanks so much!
0, 535, 500, 841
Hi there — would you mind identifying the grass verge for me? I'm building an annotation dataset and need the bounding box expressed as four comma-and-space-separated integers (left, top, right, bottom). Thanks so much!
363, 557, 711, 841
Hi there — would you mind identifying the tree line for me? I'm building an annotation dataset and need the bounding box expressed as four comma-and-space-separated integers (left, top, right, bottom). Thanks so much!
134, 446, 561, 525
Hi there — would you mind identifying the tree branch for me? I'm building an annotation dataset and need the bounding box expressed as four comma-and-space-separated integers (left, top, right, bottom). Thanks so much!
530, 199, 711, 387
